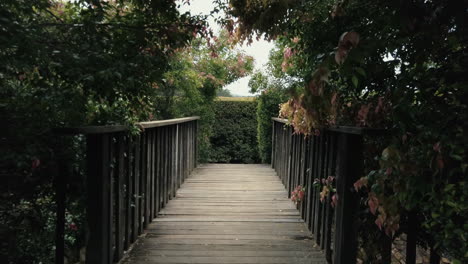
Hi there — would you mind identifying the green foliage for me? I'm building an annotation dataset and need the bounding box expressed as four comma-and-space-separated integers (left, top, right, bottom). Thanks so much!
256, 88, 287, 163
209, 100, 260, 163
221, 0, 468, 261
217, 88, 233, 97
249, 69, 288, 163
152, 30, 254, 162
1, 0, 205, 262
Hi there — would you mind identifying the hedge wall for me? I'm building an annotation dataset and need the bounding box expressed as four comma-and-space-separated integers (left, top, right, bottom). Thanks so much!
256, 89, 288, 163
209, 100, 260, 163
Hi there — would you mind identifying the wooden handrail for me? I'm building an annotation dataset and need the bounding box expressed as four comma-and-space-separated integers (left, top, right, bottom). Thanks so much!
54, 116, 200, 134
271, 118, 368, 264
54, 117, 199, 264
271, 117, 386, 135
271, 118, 439, 264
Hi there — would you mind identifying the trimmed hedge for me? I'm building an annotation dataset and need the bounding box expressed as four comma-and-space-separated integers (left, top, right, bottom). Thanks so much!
256, 89, 288, 163
209, 100, 260, 163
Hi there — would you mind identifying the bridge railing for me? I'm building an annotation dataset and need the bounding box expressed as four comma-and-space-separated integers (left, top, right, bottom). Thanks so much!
272, 118, 380, 264
271, 118, 444, 264
54, 117, 199, 264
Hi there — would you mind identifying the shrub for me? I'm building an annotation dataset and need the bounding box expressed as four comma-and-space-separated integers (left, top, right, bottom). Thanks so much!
209, 100, 260, 163
256, 89, 288, 163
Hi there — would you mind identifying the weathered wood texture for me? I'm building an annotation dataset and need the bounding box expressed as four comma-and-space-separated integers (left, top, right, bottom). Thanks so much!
123, 164, 327, 264
271, 119, 436, 264
271, 119, 362, 264
55, 117, 198, 264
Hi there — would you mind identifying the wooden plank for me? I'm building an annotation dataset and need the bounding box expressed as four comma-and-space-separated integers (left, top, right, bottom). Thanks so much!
54, 116, 200, 135
122, 164, 327, 264
139, 116, 200, 129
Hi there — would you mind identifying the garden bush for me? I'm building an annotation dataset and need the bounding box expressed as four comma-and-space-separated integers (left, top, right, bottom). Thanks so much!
209, 99, 260, 163
256, 88, 288, 163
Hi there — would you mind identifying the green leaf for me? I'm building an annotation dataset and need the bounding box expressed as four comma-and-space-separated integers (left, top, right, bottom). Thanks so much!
352, 76, 358, 88
355, 67, 366, 77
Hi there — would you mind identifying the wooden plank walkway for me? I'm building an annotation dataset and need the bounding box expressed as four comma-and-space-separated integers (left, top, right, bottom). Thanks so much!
123, 164, 327, 264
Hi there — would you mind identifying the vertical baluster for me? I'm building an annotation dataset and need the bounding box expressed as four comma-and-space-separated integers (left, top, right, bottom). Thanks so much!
184, 123, 188, 180
429, 248, 440, 264
175, 124, 181, 190
152, 129, 158, 220
333, 132, 363, 264
320, 133, 329, 249
114, 133, 125, 261
194, 120, 199, 168
143, 131, 150, 228
325, 132, 337, 262
314, 134, 324, 245
286, 126, 292, 194
137, 134, 144, 235
381, 233, 392, 264
304, 137, 312, 226
55, 142, 67, 264
169, 125, 175, 199
147, 131, 152, 221
161, 126, 167, 208
406, 212, 417, 264
163, 126, 169, 206
85, 134, 111, 264
125, 136, 134, 246
310, 135, 318, 232
188, 122, 192, 172
288, 135, 296, 197
155, 127, 164, 213
155, 128, 160, 214
108, 135, 115, 262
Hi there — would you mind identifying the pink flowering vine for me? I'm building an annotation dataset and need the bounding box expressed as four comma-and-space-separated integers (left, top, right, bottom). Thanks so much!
291, 185, 305, 205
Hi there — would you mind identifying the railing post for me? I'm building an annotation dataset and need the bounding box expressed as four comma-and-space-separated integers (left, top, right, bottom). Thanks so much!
54, 147, 67, 264
85, 134, 112, 264
271, 120, 275, 168
333, 132, 363, 264
406, 211, 417, 264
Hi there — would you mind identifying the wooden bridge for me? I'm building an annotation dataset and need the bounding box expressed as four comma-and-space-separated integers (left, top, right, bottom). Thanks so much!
55, 116, 426, 264
122, 163, 326, 264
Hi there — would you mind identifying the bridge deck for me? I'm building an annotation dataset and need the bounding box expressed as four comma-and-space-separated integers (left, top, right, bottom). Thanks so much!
123, 164, 327, 264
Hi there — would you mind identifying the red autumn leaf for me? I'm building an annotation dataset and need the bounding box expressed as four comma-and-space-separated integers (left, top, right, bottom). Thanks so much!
334, 48, 347, 65
32, 158, 40, 169
69, 223, 78, 231
436, 154, 444, 169
340, 31, 360, 48
308, 79, 319, 95
331, 93, 338, 106
433, 142, 441, 153
331, 194, 338, 207
357, 104, 371, 126
368, 192, 379, 215
375, 216, 383, 230
385, 167, 393, 176
353, 177, 368, 192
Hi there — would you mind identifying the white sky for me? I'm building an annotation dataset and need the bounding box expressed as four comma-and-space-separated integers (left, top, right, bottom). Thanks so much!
178, 0, 275, 96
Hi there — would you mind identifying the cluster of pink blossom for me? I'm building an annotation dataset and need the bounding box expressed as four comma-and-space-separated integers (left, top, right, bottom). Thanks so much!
291, 185, 305, 205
